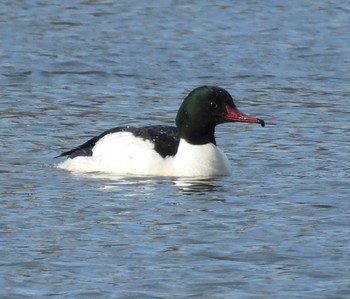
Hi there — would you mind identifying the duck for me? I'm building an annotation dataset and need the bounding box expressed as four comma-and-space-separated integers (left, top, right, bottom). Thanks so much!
56, 86, 265, 177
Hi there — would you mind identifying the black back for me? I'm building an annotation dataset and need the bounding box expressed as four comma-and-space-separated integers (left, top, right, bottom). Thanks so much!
56, 125, 180, 159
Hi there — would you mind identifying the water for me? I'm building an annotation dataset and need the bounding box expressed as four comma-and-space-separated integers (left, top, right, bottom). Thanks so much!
1, 0, 350, 298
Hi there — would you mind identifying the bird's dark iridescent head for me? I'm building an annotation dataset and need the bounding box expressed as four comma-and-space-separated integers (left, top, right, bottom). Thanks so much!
176, 86, 264, 145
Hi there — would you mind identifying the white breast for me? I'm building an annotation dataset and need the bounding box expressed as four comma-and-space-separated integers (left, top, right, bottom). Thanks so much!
57, 133, 231, 177
170, 139, 231, 177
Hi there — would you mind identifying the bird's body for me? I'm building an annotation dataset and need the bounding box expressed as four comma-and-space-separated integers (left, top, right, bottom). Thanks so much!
56, 86, 264, 177
57, 131, 231, 176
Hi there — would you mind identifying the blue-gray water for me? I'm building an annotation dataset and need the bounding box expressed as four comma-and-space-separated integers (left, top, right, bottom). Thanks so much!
1, 1, 350, 298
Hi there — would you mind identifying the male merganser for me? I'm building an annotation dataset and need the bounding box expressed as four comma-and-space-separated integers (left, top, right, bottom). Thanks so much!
56, 86, 265, 177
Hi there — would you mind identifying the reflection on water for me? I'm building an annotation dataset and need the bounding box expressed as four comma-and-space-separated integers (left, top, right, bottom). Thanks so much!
174, 177, 224, 196
65, 171, 223, 196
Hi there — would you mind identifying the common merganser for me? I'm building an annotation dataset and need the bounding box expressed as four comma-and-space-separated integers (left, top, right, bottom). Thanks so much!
56, 86, 265, 177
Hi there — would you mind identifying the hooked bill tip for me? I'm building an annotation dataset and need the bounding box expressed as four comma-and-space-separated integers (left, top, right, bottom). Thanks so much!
257, 118, 265, 127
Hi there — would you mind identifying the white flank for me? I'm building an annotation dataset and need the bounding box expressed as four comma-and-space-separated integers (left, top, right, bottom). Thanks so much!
57, 132, 231, 177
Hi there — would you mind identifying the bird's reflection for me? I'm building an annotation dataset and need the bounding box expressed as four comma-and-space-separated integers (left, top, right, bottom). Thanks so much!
173, 177, 222, 195
64, 169, 223, 197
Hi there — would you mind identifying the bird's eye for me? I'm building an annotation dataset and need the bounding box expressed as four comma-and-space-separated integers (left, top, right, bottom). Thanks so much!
210, 101, 218, 109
